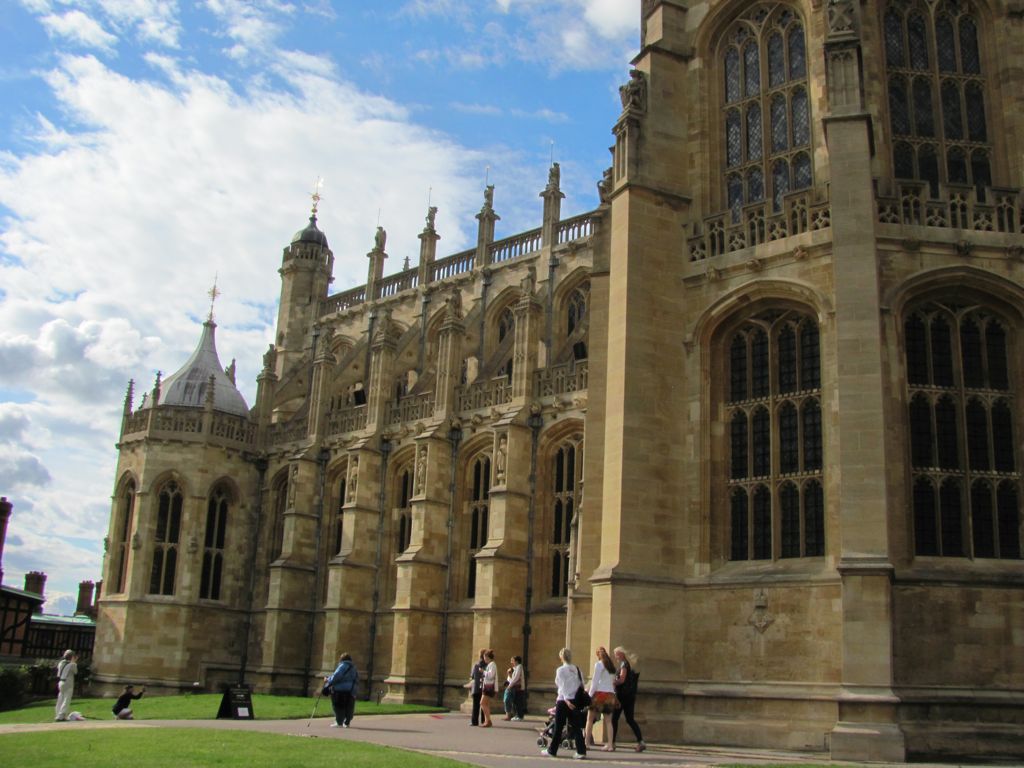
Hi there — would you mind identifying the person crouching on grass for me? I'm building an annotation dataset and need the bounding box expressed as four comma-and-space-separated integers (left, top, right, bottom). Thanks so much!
113, 684, 146, 719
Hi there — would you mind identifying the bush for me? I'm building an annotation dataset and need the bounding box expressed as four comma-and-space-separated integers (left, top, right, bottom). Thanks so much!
0, 666, 30, 711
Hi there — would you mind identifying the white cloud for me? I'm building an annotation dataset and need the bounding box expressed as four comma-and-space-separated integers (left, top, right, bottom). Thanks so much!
0, 46, 492, 602
40, 10, 118, 51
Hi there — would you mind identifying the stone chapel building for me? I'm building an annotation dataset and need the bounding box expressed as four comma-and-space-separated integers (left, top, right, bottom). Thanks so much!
93, 0, 1024, 760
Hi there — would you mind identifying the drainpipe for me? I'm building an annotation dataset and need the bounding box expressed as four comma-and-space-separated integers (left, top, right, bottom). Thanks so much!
365, 437, 392, 699
522, 411, 543, 709
239, 457, 268, 684
301, 448, 330, 697
436, 424, 463, 706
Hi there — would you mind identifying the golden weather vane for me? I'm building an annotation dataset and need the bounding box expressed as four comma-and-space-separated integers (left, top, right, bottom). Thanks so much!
311, 176, 324, 215
207, 275, 221, 322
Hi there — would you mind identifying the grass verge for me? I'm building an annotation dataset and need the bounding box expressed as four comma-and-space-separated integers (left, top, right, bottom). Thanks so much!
0, 693, 444, 724
0, 728, 465, 768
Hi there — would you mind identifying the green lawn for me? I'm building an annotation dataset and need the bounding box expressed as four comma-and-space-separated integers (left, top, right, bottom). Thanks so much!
0, 692, 444, 724
0, 728, 465, 768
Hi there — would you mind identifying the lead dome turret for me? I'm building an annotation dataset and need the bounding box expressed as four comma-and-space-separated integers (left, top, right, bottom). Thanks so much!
145, 319, 249, 416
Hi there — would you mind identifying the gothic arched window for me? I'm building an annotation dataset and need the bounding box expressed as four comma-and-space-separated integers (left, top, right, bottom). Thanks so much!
722, 5, 813, 222
904, 303, 1021, 559
466, 455, 491, 599
149, 480, 182, 595
112, 480, 135, 594
200, 484, 230, 601
550, 439, 582, 598
884, 1, 993, 200
727, 311, 824, 560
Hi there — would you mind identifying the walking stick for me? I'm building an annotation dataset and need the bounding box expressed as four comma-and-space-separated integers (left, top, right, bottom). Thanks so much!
308, 690, 322, 727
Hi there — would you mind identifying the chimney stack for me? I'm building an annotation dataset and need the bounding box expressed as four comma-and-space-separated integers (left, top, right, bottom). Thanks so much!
0, 496, 11, 585
76, 580, 95, 616
24, 571, 46, 612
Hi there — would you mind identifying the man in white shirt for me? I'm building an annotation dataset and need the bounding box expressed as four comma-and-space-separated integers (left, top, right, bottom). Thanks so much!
542, 647, 587, 759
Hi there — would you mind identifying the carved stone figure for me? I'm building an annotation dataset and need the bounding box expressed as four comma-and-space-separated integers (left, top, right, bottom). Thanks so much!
483, 185, 494, 210
520, 265, 536, 296
495, 434, 508, 483
225, 359, 236, 385
263, 344, 277, 372
347, 457, 359, 502
415, 445, 427, 494
426, 206, 438, 230
374, 225, 387, 252
445, 288, 462, 321
288, 464, 298, 506
598, 167, 614, 203
547, 162, 561, 191
619, 69, 647, 112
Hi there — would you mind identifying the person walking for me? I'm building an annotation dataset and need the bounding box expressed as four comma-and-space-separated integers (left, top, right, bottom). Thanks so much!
468, 648, 486, 726
540, 647, 587, 759
611, 646, 646, 752
479, 649, 497, 727
54, 650, 78, 722
584, 646, 618, 748
324, 652, 359, 728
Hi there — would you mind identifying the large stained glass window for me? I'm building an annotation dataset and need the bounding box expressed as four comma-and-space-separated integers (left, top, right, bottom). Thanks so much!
885, 1, 992, 200
905, 303, 1021, 559
727, 311, 824, 560
723, 5, 812, 223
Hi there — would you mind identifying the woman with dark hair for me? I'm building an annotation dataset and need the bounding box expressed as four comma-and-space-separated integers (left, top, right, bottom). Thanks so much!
468, 648, 487, 726
611, 646, 645, 752
584, 646, 618, 748
479, 649, 497, 727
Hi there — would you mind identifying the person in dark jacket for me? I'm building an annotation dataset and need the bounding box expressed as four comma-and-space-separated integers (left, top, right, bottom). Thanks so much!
468, 648, 486, 726
113, 684, 146, 719
324, 653, 359, 727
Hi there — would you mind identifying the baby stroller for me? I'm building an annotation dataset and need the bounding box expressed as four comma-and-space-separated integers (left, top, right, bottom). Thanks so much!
536, 706, 583, 752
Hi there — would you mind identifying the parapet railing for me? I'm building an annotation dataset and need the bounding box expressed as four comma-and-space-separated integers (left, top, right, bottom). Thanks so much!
456, 377, 513, 412
489, 228, 542, 263
319, 210, 601, 317
120, 407, 257, 447
376, 268, 420, 299
876, 182, 1022, 233
533, 361, 588, 398
267, 415, 308, 446
385, 392, 435, 425
320, 285, 366, 316
557, 212, 596, 244
325, 404, 368, 437
688, 191, 831, 261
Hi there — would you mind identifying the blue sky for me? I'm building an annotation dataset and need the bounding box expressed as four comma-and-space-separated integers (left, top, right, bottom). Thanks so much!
0, 1, 639, 613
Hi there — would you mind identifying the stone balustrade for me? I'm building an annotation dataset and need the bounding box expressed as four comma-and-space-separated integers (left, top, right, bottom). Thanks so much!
688, 191, 831, 261
533, 361, 589, 398
456, 377, 513, 412
876, 183, 1022, 234
385, 392, 435, 425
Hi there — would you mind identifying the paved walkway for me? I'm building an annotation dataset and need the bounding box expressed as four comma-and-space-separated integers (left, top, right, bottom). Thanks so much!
0, 712, 1008, 768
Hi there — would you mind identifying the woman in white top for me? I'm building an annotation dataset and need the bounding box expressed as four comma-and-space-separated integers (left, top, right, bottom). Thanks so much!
508, 655, 525, 720
479, 649, 497, 727
585, 646, 618, 748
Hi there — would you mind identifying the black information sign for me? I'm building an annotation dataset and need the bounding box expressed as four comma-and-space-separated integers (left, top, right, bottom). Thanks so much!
216, 684, 255, 720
